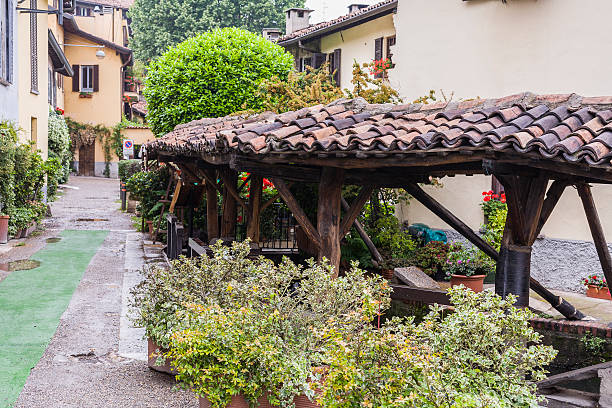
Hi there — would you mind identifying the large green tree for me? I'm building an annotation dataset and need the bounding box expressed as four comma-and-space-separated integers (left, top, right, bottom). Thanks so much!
129, 0, 304, 62
144, 28, 294, 136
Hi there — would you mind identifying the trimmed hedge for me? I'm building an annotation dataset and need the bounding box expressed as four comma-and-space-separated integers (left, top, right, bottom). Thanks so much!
118, 159, 142, 182
144, 28, 294, 136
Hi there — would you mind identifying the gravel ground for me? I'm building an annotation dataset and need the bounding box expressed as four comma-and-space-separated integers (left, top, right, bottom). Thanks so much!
9, 176, 197, 408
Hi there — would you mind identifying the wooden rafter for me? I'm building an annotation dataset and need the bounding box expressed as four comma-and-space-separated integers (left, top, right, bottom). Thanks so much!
220, 171, 248, 211
340, 185, 374, 238
269, 177, 321, 249
534, 179, 569, 238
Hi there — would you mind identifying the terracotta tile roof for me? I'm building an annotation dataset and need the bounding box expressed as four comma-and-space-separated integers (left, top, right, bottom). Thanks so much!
277, 0, 397, 44
78, 0, 134, 9
146, 93, 612, 168
132, 100, 147, 116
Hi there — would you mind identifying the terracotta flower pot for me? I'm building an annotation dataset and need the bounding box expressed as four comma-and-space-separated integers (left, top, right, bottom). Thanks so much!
381, 269, 394, 280
147, 338, 177, 375
146, 220, 154, 235
450, 274, 486, 293
0, 215, 9, 244
586, 285, 611, 300
198, 393, 320, 408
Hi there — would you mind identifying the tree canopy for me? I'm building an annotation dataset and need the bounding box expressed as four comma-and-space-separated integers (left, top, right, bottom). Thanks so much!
144, 28, 294, 136
129, 0, 304, 62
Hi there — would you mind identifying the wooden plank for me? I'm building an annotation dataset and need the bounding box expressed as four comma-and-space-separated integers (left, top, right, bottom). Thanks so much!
246, 175, 263, 242
577, 183, 612, 288
221, 169, 238, 238
269, 177, 321, 249
237, 174, 251, 193
390, 284, 451, 305
403, 182, 499, 260
204, 170, 219, 240
261, 193, 280, 211
538, 360, 612, 390
188, 237, 207, 256
341, 197, 384, 265
340, 185, 374, 238
529, 277, 585, 320
317, 167, 344, 276
168, 180, 182, 214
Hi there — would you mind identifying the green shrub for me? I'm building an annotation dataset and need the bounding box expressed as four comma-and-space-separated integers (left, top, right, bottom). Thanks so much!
48, 107, 71, 184
125, 165, 169, 220
0, 121, 18, 214
410, 241, 450, 276
144, 28, 294, 136
118, 159, 142, 182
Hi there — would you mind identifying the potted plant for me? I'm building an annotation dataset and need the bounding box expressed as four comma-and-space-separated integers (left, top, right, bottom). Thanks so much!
444, 243, 490, 292
582, 275, 611, 300
0, 213, 9, 244
410, 241, 450, 280
79, 91, 93, 99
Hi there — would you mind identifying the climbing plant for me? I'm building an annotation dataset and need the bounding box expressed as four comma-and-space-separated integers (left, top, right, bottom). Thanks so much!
65, 118, 112, 176
111, 116, 142, 158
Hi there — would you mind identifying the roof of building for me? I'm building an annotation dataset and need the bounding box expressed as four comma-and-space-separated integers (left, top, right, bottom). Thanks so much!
77, 0, 134, 9
48, 30, 74, 77
277, 0, 397, 45
63, 14, 132, 63
131, 100, 148, 116
146, 93, 612, 175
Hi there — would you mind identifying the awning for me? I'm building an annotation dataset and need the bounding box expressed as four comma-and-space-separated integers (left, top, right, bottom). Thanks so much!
48, 29, 73, 77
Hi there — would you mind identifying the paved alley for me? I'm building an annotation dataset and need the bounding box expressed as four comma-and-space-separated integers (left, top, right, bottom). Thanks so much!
0, 176, 197, 408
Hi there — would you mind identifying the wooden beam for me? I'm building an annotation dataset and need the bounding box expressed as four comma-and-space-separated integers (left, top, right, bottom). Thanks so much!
204, 170, 219, 240
529, 278, 585, 320
220, 171, 249, 211
269, 177, 321, 249
577, 183, 612, 288
340, 185, 374, 238
534, 180, 569, 238
246, 175, 263, 242
237, 174, 251, 193
341, 197, 384, 265
403, 182, 499, 260
201, 170, 223, 195
261, 193, 280, 212
538, 361, 612, 390
220, 168, 238, 238
317, 167, 345, 276
168, 179, 182, 214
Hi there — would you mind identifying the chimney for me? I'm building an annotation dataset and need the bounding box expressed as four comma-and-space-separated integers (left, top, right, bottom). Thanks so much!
262, 28, 282, 42
347, 4, 368, 13
285, 8, 313, 35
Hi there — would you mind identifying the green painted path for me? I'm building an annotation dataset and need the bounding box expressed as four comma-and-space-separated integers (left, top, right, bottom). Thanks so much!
0, 230, 108, 408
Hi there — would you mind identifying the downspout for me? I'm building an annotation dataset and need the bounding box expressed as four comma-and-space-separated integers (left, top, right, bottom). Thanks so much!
120, 52, 133, 120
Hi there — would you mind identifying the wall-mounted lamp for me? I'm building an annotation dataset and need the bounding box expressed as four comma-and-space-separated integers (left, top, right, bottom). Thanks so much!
60, 43, 106, 60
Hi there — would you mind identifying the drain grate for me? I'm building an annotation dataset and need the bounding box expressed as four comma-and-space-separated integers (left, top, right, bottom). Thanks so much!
4, 259, 41, 271
76, 218, 109, 222
46, 237, 62, 243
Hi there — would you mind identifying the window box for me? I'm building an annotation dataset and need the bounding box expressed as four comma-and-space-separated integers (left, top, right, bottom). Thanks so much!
79, 92, 93, 98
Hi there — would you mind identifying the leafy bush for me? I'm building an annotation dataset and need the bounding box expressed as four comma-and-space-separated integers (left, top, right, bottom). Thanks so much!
344, 60, 401, 104
8, 202, 47, 236
125, 164, 169, 220
257, 64, 344, 113
0, 121, 18, 214
144, 28, 294, 136
118, 159, 142, 182
48, 107, 71, 184
371, 215, 416, 261
410, 241, 450, 276
316, 288, 557, 408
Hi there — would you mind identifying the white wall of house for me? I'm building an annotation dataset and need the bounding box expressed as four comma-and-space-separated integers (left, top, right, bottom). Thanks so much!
392, 0, 612, 243
320, 13, 395, 91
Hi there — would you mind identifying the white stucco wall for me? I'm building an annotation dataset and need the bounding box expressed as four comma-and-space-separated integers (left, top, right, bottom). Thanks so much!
320, 13, 395, 91
392, 0, 612, 243
0, 1, 18, 122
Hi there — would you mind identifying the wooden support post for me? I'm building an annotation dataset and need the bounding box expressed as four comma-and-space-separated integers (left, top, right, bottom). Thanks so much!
204, 170, 219, 241
269, 177, 321, 249
577, 183, 612, 288
317, 167, 344, 276
220, 168, 238, 238
535, 180, 569, 238
340, 185, 374, 238
341, 197, 383, 266
247, 175, 263, 243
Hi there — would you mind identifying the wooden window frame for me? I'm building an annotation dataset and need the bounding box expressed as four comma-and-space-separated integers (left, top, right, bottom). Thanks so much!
0, 0, 12, 86
80, 65, 95, 92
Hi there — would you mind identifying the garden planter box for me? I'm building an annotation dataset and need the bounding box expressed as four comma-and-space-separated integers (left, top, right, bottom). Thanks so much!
586, 285, 611, 300
147, 339, 177, 375
198, 393, 320, 408
450, 274, 486, 293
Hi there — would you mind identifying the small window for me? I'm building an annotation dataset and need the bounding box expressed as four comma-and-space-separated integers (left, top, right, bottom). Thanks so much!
76, 6, 93, 16
297, 10, 304, 18
80, 65, 95, 92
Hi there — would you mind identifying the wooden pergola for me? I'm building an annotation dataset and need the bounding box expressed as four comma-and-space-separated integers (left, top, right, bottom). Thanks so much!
145, 93, 612, 317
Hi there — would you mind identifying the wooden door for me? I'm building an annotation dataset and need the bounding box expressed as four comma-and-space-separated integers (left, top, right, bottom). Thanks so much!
78, 143, 95, 176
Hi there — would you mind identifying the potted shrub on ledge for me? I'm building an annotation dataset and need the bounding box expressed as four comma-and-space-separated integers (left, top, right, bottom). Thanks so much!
582, 275, 611, 300
444, 243, 492, 292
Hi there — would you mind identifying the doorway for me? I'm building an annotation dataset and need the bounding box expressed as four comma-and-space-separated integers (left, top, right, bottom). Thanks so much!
78, 143, 95, 176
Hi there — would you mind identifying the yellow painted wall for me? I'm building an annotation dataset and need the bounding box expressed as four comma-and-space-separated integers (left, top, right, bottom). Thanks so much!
122, 127, 154, 145
64, 34, 124, 166
75, 8, 128, 46
17, 0, 49, 159
320, 14, 395, 91
390, 1, 612, 242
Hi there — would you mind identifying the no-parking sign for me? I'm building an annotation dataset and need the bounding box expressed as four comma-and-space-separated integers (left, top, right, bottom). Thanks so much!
123, 139, 134, 157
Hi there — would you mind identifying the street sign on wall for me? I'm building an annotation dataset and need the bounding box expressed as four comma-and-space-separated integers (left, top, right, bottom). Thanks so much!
123, 139, 134, 158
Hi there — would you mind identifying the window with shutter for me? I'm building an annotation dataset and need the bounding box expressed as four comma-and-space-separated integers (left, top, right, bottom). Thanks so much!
329, 48, 341, 86
374, 37, 383, 78
386, 35, 396, 62
30, 0, 38, 93
0, 0, 8, 84
72, 64, 80, 92
80, 65, 95, 92
313, 53, 327, 69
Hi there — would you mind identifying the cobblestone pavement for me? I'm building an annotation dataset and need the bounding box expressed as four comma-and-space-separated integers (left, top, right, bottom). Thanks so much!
3, 176, 197, 408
